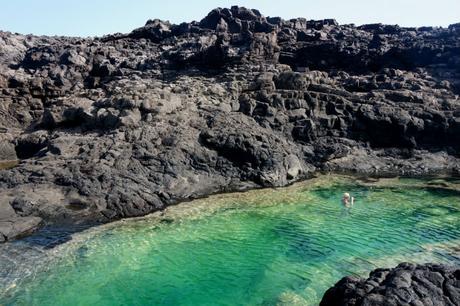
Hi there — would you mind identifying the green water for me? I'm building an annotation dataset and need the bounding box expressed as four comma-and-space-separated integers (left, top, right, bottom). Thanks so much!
1, 176, 460, 306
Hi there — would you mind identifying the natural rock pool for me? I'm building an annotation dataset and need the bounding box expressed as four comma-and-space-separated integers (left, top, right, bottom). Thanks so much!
1, 175, 460, 306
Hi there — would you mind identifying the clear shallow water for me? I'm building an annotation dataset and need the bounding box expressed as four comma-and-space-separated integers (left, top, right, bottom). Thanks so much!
1, 175, 460, 306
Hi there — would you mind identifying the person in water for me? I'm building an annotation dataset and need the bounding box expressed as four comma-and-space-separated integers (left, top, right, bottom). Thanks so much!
341, 192, 354, 207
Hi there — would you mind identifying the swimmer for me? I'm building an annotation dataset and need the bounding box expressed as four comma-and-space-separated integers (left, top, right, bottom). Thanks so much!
341, 192, 354, 207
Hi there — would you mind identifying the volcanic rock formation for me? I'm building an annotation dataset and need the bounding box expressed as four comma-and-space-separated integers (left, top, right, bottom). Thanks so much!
320, 263, 460, 306
0, 6, 459, 241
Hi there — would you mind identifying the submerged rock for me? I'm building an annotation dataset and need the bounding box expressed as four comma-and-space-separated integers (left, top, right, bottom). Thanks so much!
0, 7, 459, 241
320, 263, 460, 306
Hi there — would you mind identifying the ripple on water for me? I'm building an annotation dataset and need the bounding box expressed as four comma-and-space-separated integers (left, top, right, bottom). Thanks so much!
0, 175, 459, 306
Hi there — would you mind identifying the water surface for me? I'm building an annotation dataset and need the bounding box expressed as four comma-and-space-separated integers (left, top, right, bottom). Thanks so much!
1, 175, 460, 306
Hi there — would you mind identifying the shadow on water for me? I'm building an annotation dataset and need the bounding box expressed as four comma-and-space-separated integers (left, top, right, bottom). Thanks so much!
19, 222, 100, 249
0, 222, 103, 298
423, 186, 460, 197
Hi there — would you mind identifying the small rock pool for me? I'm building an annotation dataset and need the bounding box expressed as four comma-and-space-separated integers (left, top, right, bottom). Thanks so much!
1, 175, 460, 306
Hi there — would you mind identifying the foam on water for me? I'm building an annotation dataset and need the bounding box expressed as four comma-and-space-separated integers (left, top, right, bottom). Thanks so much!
1, 175, 459, 306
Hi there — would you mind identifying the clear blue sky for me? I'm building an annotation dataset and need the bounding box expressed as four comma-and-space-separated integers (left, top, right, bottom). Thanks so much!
1, 0, 459, 37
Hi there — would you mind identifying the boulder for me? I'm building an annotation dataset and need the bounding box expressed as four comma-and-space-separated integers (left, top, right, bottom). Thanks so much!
274, 71, 310, 90
285, 154, 302, 180
0, 216, 43, 242
0, 139, 17, 161
320, 263, 460, 306
130, 19, 172, 42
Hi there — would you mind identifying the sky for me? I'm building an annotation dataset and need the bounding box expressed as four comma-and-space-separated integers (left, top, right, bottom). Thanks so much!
1, 0, 459, 37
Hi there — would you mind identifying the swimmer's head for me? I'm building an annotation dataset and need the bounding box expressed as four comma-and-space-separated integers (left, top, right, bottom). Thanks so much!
343, 192, 350, 199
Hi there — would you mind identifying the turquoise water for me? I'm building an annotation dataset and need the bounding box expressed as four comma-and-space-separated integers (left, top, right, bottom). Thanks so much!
1, 176, 460, 306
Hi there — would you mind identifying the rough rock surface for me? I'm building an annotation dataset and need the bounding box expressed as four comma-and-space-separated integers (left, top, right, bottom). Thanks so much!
320, 263, 460, 306
0, 6, 459, 241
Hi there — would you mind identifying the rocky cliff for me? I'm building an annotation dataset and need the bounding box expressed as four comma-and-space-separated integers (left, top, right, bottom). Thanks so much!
0, 6, 459, 241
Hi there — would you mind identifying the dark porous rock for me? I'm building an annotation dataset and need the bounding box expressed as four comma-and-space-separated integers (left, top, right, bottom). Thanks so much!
0, 7, 459, 243
320, 263, 460, 306
130, 19, 172, 42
